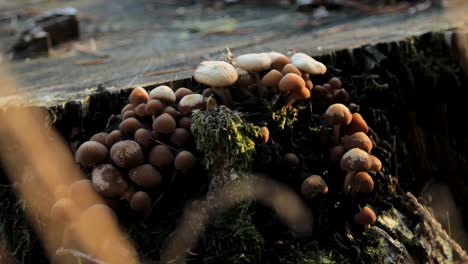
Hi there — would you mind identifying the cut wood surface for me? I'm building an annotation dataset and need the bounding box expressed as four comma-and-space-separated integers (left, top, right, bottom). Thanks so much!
0, 0, 466, 106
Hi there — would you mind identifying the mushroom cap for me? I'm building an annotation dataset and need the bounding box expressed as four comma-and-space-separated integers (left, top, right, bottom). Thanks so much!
91, 164, 128, 198
134, 128, 153, 148
344, 171, 374, 194
343, 132, 373, 153
340, 148, 372, 172
129, 86, 150, 106
134, 103, 147, 117
235, 67, 255, 87
128, 164, 162, 187
122, 110, 137, 120
311, 85, 328, 98
75, 141, 109, 167
178, 116, 192, 130
301, 175, 328, 198
279, 73, 306, 94
130, 191, 152, 212
145, 99, 165, 116
290, 86, 311, 101
194, 61, 238, 87
261, 69, 283, 88
291, 52, 327, 75
148, 144, 174, 167
354, 207, 377, 225
236, 53, 271, 72
119, 117, 143, 134
162, 106, 181, 119
369, 155, 382, 172
170, 128, 191, 147
105, 130, 123, 148
175, 87, 193, 103
178, 94, 204, 114
121, 104, 135, 115
344, 113, 369, 135
149, 85, 176, 104
69, 179, 97, 209
281, 63, 302, 76
202, 88, 214, 98
258, 126, 269, 144
329, 145, 346, 162
324, 103, 353, 126
174, 151, 197, 171
90, 132, 108, 145
153, 113, 176, 135
328, 77, 342, 90
284, 153, 300, 168
110, 140, 145, 168
265, 51, 290, 70
333, 88, 351, 105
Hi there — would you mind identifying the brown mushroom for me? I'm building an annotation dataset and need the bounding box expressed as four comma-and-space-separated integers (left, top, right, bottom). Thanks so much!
145, 99, 165, 116
279, 73, 306, 97
257, 126, 270, 144
153, 113, 176, 135
119, 117, 143, 134
174, 150, 197, 173
174, 87, 193, 103
148, 144, 174, 167
285, 86, 311, 108
329, 145, 346, 162
162, 106, 181, 119
261, 70, 283, 93
178, 116, 192, 130
130, 191, 152, 213
202, 88, 214, 98
369, 155, 382, 172
340, 148, 372, 172
90, 132, 108, 145
266, 51, 290, 70
170, 128, 191, 147
344, 113, 368, 135
149, 85, 176, 104
343, 132, 373, 153
121, 104, 135, 115
134, 103, 147, 117
284, 153, 300, 168
105, 130, 123, 148
301, 175, 328, 198
129, 86, 150, 106
110, 140, 145, 168
178, 94, 204, 114
354, 206, 376, 231
75, 141, 109, 167
324, 103, 352, 145
134, 128, 153, 148
281, 63, 302, 76
328, 77, 342, 90
91, 164, 129, 198
128, 164, 163, 187
343, 171, 374, 195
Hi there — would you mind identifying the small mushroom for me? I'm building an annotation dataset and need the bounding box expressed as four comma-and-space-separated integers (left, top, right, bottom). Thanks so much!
119, 117, 143, 135
128, 164, 163, 187
329, 145, 346, 162
301, 175, 328, 198
257, 126, 270, 144
328, 77, 342, 90
162, 106, 181, 119
174, 150, 197, 173
178, 94, 204, 114
91, 164, 128, 198
170, 128, 191, 147
279, 73, 306, 97
333, 88, 350, 105
340, 148, 372, 172
129, 86, 150, 106
285, 86, 311, 108
134, 103, 147, 117
324, 103, 352, 145
145, 99, 165, 116
261, 70, 283, 93
343, 171, 374, 195
121, 104, 135, 115
281, 63, 302, 76
236, 53, 272, 97
174, 87, 193, 103
178, 116, 192, 130
134, 128, 153, 148
130, 191, 152, 213
148, 144, 174, 167
149, 85, 176, 104
303, 73, 313, 90
343, 132, 373, 153
235, 67, 255, 93
344, 113, 368, 135
153, 113, 176, 135
369, 155, 382, 172
193, 61, 238, 108
354, 206, 376, 231
90, 132, 108, 145
202, 88, 214, 98
122, 110, 137, 120
110, 140, 145, 168
75, 141, 109, 167
284, 153, 300, 168
265, 51, 290, 70
105, 130, 123, 148
290, 52, 327, 75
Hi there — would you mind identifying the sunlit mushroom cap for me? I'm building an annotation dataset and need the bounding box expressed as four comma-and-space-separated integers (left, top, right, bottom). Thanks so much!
354, 207, 377, 225
149, 85, 176, 104
236, 53, 271, 72
265, 51, 290, 70
301, 175, 328, 198
178, 94, 204, 114
194, 61, 238, 87
343, 132, 373, 153
291, 52, 327, 75
340, 148, 371, 172
324, 103, 352, 126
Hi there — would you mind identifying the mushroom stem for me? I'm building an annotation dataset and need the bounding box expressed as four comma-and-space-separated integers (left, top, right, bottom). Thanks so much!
253, 73, 267, 98
212, 87, 233, 109
332, 124, 341, 145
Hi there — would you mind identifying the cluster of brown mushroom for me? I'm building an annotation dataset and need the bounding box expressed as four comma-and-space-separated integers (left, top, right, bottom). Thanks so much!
63, 85, 203, 216
193, 51, 327, 109
312, 76, 351, 105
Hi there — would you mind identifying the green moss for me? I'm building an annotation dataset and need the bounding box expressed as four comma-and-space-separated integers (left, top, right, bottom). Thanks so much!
191, 106, 261, 173
360, 238, 387, 263
272, 106, 298, 131
277, 242, 343, 264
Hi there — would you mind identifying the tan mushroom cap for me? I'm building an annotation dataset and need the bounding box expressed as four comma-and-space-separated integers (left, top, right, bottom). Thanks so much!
343, 132, 373, 153
174, 87, 193, 103
91, 164, 129, 198
75, 141, 109, 167
194, 61, 238, 87
178, 94, 204, 114
265, 51, 290, 70
369, 155, 382, 171
340, 148, 372, 172
149, 85, 176, 104
301, 175, 328, 198
110, 140, 145, 168
130, 191, 152, 212
262, 69, 284, 90
279, 73, 306, 94
281, 63, 302, 76
344, 113, 369, 135
128, 164, 162, 187
129, 86, 150, 106
291, 52, 327, 75
174, 150, 197, 172
324, 103, 353, 126
236, 53, 271, 72
344, 171, 374, 194
354, 207, 377, 225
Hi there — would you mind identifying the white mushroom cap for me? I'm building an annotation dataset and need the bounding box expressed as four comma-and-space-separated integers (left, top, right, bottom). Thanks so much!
291, 52, 327, 75
179, 94, 204, 114
149, 85, 176, 104
236, 53, 271, 72
194, 61, 238, 87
